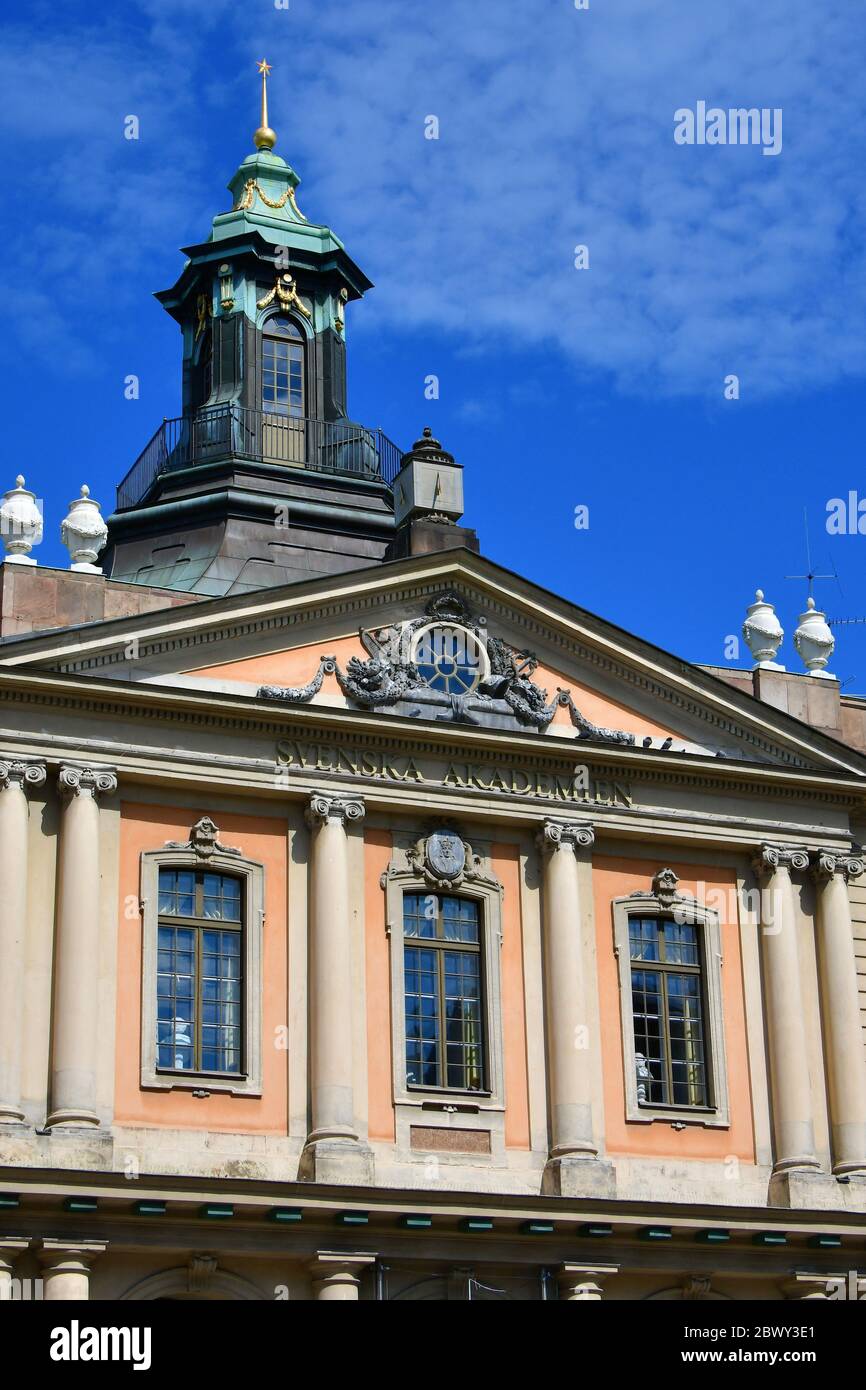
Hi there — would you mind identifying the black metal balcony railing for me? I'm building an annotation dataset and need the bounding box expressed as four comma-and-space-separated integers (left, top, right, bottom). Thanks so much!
115, 405, 405, 512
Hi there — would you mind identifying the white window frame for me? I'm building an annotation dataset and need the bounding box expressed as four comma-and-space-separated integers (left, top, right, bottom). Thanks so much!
612, 879, 729, 1128
140, 844, 265, 1097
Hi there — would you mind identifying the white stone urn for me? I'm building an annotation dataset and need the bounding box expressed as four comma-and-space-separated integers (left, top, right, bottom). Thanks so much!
742, 590, 784, 669
60, 485, 108, 573
793, 597, 836, 679
0, 475, 43, 564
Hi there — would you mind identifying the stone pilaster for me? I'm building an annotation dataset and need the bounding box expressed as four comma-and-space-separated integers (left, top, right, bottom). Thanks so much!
47, 765, 117, 1129
0, 758, 46, 1123
309, 1252, 376, 1301
812, 849, 866, 1177
557, 1262, 618, 1301
37, 1240, 106, 1300
538, 820, 614, 1198
753, 846, 821, 1194
299, 792, 373, 1185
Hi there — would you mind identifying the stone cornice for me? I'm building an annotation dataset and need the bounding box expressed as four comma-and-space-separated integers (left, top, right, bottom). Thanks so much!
0, 671, 864, 812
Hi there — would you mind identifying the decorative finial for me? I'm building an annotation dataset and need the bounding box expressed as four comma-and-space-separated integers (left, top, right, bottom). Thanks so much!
742, 589, 784, 671
794, 597, 836, 679
0, 475, 42, 565
60, 484, 108, 574
254, 58, 277, 151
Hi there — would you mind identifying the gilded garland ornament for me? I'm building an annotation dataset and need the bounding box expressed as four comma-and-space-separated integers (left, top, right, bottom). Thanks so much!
257, 272, 312, 318
194, 291, 211, 340
234, 178, 308, 222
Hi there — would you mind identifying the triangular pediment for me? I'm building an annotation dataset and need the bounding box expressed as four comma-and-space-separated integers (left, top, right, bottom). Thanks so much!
1, 550, 863, 775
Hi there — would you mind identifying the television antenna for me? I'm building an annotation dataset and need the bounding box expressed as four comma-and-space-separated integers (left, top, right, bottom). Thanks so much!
785, 508, 838, 604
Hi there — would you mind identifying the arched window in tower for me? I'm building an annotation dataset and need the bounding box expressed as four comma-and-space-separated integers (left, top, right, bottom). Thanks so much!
200, 325, 213, 406
262, 315, 305, 418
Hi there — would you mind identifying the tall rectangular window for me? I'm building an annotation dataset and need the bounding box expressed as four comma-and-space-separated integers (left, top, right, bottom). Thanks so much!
629, 916, 708, 1107
156, 868, 243, 1075
403, 893, 485, 1092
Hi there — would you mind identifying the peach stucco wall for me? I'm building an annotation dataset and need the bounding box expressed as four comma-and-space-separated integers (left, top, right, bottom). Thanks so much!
182, 634, 367, 685
115, 803, 288, 1133
492, 843, 531, 1149
593, 855, 755, 1161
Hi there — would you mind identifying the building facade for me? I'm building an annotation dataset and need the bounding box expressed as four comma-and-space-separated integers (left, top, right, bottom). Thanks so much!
1, 81, 866, 1303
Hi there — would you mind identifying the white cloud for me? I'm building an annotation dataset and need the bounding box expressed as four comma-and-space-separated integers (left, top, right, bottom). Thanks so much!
3, 0, 864, 399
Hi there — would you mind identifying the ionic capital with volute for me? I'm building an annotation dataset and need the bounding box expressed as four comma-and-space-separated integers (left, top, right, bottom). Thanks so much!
811, 849, 864, 884
0, 758, 46, 792
536, 819, 595, 856
57, 764, 118, 799
751, 843, 810, 879
305, 792, 365, 830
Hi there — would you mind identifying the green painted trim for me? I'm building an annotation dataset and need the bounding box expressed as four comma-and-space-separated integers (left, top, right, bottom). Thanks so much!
200, 1204, 234, 1220
398, 1215, 432, 1229
460, 1218, 494, 1233
133, 1201, 167, 1217
335, 1212, 369, 1226
268, 1208, 303, 1224
63, 1198, 98, 1213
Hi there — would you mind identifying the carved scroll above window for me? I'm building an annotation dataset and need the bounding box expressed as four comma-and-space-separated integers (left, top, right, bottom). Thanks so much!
164, 817, 241, 860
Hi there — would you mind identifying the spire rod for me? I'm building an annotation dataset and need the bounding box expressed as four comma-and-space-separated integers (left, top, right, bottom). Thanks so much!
253, 59, 277, 151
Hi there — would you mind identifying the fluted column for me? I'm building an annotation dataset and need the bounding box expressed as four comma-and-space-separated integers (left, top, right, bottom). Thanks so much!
47, 765, 117, 1128
812, 850, 866, 1176
538, 820, 613, 1198
753, 845, 820, 1174
301, 792, 373, 1184
37, 1240, 106, 1301
309, 1252, 375, 1301
0, 758, 46, 1123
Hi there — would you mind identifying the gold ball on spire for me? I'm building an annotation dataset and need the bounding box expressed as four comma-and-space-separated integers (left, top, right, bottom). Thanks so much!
254, 125, 277, 151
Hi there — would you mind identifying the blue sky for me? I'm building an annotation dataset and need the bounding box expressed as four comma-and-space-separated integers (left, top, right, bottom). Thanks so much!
3, 0, 866, 684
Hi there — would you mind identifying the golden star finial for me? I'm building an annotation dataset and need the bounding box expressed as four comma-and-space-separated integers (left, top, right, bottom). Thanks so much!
254, 58, 276, 150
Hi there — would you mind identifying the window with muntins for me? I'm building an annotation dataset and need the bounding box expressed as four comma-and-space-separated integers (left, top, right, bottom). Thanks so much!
403, 892, 486, 1092
156, 868, 243, 1075
262, 315, 304, 417
629, 916, 708, 1107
